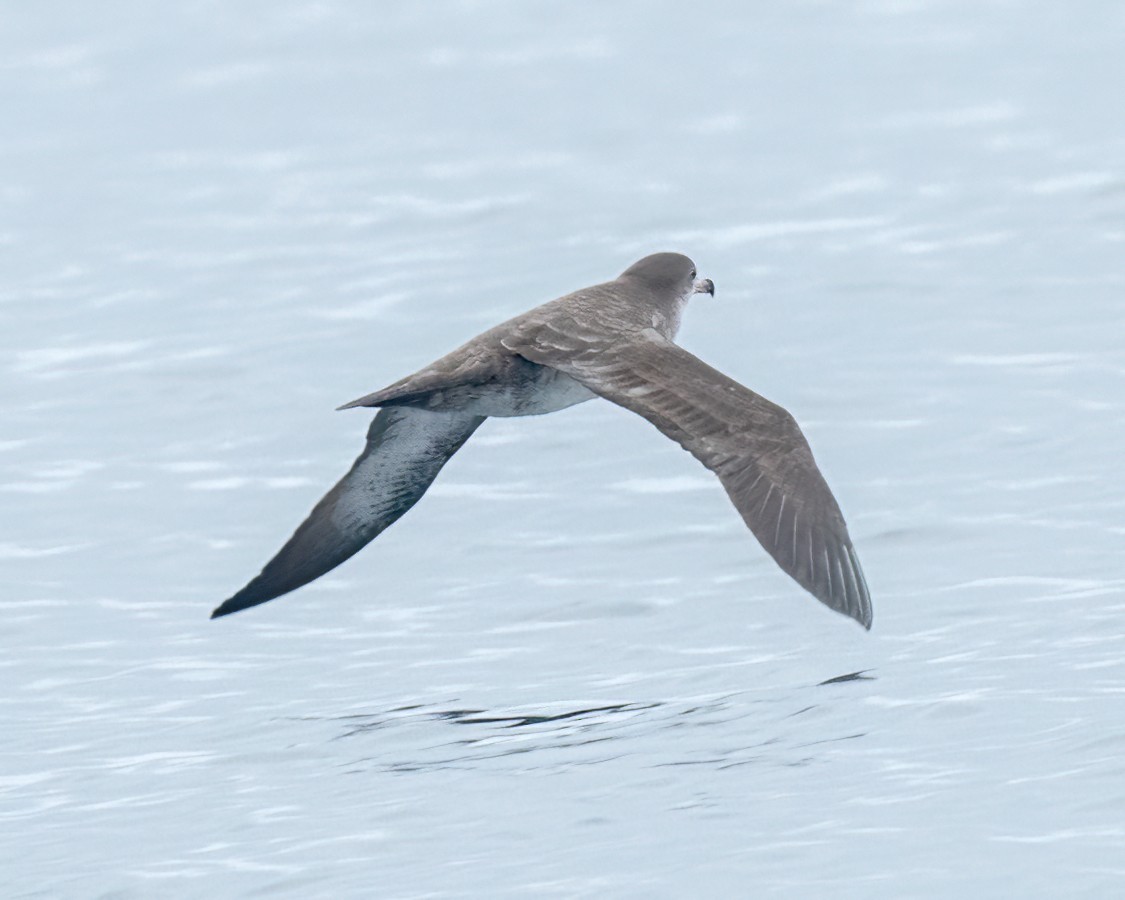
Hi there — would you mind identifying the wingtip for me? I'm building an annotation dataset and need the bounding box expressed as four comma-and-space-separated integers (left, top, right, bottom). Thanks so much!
835, 603, 871, 631
846, 589, 873, 631
210, 589, 263, 618
843, 543, 873, 631
827, 573, 873, 631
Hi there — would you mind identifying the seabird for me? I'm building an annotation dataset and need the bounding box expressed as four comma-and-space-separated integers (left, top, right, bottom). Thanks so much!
211, 253, 872, 628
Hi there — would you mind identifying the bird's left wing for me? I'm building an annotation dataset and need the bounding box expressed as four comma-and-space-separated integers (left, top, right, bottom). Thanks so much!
502, 325, 871, 628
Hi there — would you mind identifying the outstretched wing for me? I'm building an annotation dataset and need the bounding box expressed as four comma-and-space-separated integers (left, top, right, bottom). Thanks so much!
503, 326, 871, 629
211, 407, 484, 618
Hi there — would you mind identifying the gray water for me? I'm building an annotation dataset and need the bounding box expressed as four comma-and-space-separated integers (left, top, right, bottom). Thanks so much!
4, 1, 1125, 897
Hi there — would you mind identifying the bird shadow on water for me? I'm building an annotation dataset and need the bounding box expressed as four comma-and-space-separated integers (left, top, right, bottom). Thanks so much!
284, 672, 877, 774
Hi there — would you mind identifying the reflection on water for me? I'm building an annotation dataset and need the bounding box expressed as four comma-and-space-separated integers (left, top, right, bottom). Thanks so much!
302, 685, 874, 774
4, 0, 1125, 897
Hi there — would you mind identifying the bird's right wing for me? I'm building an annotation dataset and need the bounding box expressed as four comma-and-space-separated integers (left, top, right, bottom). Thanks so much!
503, 325, 871, 629
211, 407, 484, 618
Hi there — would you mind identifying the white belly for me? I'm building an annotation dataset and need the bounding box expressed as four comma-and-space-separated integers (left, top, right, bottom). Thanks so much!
459, 366, 597, 417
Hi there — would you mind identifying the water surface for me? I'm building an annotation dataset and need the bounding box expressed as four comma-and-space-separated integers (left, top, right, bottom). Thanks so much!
3, 2, 1125, 897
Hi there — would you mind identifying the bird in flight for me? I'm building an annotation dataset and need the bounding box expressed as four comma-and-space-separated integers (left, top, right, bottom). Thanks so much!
211, 253, 872, 629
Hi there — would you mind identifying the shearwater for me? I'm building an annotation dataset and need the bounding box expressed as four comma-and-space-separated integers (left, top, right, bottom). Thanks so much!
211, 253, 872, 629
